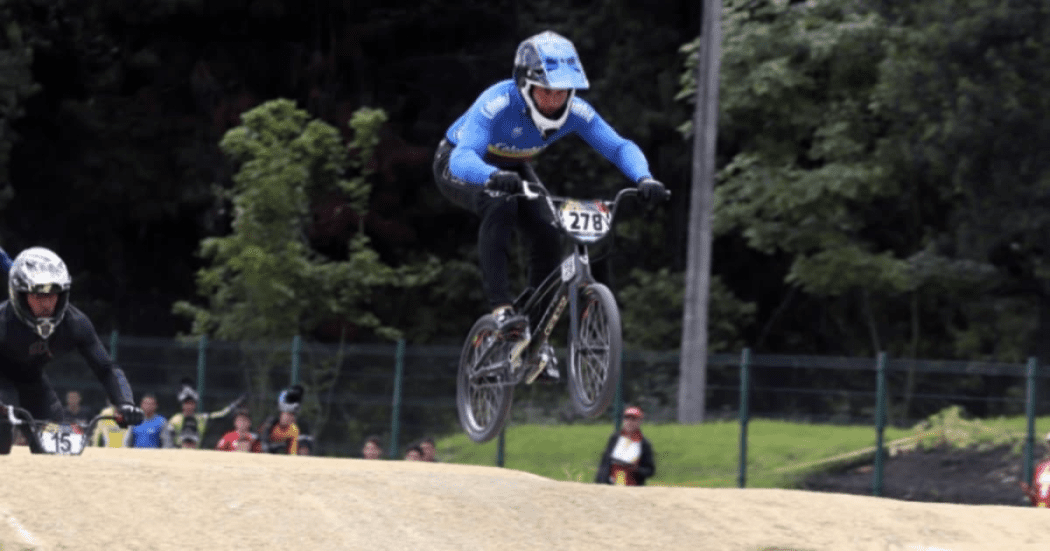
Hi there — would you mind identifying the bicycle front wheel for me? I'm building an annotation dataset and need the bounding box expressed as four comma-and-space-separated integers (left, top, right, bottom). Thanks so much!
456, 315, 515, 443
568, 283, 622, 418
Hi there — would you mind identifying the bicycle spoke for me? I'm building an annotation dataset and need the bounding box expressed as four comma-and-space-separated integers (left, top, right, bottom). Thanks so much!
458, 323, 515, 440
578, 299, 609, 398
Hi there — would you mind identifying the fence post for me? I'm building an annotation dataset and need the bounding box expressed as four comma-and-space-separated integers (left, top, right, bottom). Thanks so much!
613, 350, 625, 432
496, 427, 506, 467
737, 347, 751, 489
1024, 356, 1039, 488
389, 339, 405, 459
873, 351, 888, 497
290, 335, 302, 386
196, 334, 208, 401
109, 330, 119, 361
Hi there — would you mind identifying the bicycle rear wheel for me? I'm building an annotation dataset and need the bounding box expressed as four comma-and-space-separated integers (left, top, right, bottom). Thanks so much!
568, 283, 622, 418
456, 315, 516, 443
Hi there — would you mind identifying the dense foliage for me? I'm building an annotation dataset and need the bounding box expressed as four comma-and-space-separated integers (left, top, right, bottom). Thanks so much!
2, 0, 1049, 391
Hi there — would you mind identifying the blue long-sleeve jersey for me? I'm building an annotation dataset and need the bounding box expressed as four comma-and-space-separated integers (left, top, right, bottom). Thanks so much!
445, 80, 652, 186
0, 247, 10, 274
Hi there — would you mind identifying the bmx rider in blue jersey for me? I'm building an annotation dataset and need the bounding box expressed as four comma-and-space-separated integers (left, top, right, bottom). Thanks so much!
433, 31, 668, 383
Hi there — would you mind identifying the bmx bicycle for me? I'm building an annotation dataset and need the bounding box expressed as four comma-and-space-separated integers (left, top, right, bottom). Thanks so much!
456, 180, 667, 443
1, 403, 118, 455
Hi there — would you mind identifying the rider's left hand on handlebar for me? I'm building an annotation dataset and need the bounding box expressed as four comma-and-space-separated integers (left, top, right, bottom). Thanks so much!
486, 170, 524, 194
637, 177, 670, 205
116, 403, 144, 428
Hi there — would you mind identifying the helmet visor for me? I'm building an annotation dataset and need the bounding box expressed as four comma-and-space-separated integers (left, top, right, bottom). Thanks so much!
530, 37, 589, 90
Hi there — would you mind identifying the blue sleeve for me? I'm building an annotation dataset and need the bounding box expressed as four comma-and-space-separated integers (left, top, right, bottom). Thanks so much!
449, 110, 501, 187
0, 247, 12, 275
574, 103, 652, 184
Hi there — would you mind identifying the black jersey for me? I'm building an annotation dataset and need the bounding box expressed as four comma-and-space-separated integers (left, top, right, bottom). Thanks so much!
0, 300, 134, 407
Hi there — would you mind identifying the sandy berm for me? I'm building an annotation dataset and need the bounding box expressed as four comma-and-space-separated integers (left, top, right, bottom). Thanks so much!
0, 447, 1044, 551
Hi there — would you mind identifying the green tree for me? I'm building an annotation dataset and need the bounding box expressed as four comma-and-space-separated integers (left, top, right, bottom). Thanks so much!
174, 99, 436, 414
0, 12, 39, 210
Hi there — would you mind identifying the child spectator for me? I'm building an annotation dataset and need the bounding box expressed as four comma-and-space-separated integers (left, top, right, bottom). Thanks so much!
216, 408, 262, 452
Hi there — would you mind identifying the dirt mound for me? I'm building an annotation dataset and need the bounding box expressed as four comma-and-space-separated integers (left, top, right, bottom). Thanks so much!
0, 447, 1046, 551
803, 444, 1032, 506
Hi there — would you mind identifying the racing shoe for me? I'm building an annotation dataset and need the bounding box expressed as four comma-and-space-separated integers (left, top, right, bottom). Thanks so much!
492, 305, 528, 337
533, 343, 560, 384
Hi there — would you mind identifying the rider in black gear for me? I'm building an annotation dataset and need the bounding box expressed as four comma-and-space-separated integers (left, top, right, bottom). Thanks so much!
0, 247, 141, 454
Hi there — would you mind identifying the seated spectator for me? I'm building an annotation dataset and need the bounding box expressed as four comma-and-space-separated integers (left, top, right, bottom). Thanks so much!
362, 435, 383, 459
296, 434, 314, 456
594, 406, 656, 486
178, 431, 200, 449
419, 436, 438, 462
64, 390, 91, 426
216, 408, 262, 452
404, 443, 424, 461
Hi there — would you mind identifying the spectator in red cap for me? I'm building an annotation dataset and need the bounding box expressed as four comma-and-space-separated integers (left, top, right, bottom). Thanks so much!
594, 405, 656, 486
1019, 431, 1050, 507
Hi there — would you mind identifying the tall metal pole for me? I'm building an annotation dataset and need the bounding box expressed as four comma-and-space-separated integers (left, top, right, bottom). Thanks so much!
873, 352, 888, 497
389, 339, 405, 459
678, 0, 722, 423
290, 335, 302, 386
737, 348, 751, 488
1024, 357, 1038, 487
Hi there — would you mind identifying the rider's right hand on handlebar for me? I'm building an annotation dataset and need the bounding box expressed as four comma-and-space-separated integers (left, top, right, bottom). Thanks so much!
116, 403, 144, 428
486, 170, 523, 194
637, 177, 670, 205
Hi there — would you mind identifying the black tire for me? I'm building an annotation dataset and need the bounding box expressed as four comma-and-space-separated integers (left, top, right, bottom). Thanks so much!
456, 315, 515, 443
568, 283, 622, 418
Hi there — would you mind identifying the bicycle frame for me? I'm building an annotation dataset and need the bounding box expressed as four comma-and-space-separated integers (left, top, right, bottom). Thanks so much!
507, 183, 639, 382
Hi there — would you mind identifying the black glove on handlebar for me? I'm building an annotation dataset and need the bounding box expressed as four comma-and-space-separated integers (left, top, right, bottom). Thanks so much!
116, 403, 144, 428
486, 170, 523, 194
637, 177, 669, 205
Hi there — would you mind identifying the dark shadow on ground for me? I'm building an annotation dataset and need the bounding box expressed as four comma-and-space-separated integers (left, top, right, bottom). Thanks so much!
802, 444, 1032, 507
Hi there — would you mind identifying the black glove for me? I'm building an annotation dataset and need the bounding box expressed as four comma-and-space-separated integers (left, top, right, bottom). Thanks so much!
637, 177, 669, 205
116, 403, 144, 428
486, 170, 523, 194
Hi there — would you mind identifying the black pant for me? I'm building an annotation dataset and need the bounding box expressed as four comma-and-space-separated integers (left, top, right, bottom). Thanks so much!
433, 139, 562, 309
0, 374, 62, 454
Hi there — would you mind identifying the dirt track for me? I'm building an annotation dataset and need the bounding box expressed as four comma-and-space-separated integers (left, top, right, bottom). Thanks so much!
0, 447, 1046, 551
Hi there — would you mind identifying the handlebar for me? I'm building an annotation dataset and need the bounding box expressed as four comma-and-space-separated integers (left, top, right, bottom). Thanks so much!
3, 404, 118, 431
485, 180, 670, 205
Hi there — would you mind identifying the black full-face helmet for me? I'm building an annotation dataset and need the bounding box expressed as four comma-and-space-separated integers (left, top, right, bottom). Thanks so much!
8, 247, 71, 339
513, 30, 590, 138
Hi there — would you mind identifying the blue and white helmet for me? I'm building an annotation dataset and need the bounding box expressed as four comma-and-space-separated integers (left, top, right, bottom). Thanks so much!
513, 31, 590, 138
8, 247, 72, 339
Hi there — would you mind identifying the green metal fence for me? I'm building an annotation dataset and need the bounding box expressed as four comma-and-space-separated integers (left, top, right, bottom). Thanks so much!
45, 332, 1049, 495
